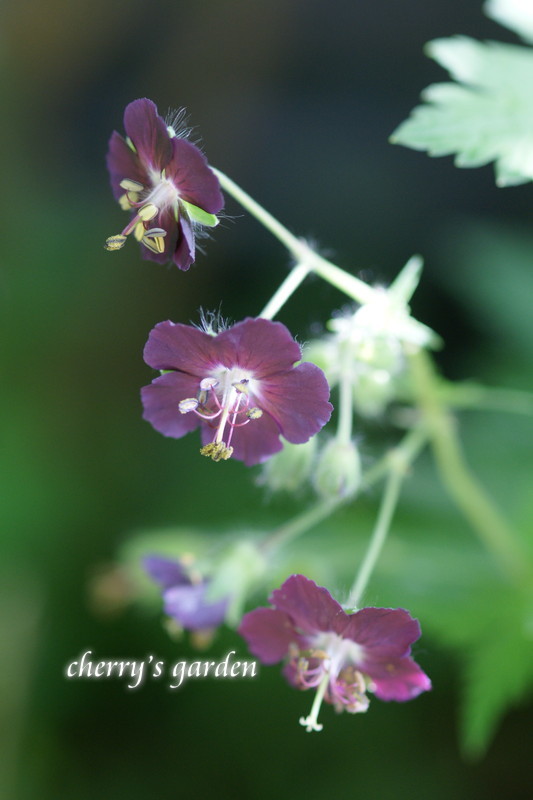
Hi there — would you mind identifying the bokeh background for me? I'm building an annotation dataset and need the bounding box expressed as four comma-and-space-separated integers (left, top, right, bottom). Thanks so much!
2, 1, 532, 798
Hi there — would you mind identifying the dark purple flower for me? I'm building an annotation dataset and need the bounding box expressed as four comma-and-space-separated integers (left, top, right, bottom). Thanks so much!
143, 555, 229, 631
141, 317, 333, 466
105, 98, 224, 270
239, 574, 431, 731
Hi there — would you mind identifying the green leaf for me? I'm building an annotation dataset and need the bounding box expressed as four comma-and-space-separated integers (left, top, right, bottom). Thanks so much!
459, 587, 533, 758
391, 35, 533, 186
485, 0, 533, 44
181, 201, 219, 227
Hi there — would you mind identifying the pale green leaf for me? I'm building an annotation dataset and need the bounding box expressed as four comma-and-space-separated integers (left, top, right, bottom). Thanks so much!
391, 36, 533, 186
485, 0, 533, 44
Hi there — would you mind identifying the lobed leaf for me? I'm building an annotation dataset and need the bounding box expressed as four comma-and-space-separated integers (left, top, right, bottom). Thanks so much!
391, 35, 533, 186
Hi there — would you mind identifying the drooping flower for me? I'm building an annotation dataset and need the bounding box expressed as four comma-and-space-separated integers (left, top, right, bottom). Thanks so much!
105, 98, 224, 270
141, 317, 333, 466
239, 574, 431, 731
143, 555, 229, 631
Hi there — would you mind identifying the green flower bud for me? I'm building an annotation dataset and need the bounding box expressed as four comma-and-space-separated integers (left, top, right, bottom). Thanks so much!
259, 439, 317, 493
314, 439, 362, 500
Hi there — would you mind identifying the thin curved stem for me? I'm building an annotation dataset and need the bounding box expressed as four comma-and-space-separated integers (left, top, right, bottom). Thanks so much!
409, 349, 529, 582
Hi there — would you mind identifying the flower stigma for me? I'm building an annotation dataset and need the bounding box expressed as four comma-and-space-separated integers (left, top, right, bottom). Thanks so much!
177, 366, 263, 462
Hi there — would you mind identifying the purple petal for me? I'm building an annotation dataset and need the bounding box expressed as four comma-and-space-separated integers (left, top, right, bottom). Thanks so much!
239, 607, 300, 664
143, 555, 189, 589
106, 131, 146, 200
255, 362, 332, 444
166, 138, 224, 213
214, 319, 302, 377
363, 655, 432, 702
141, 372, 202, 439
270, 574, 345, 634
143, 321, 218, 374
172, 214, 195, 271
164, 584, 229, 630
335, 607, 422, 660
123, 98, 172, 171
200, 409, 283, 466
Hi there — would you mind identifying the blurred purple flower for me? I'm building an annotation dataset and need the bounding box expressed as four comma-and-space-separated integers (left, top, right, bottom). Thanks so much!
239, 574, 431, 730
105, 98, 223, 270
141, 317, 333, 466
143, 555, 229, 631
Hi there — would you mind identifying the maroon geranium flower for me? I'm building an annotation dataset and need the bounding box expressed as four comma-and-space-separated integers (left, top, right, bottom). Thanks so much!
105, 98, 223, 270
143, 555, 230, 631
141, 317, 333, 466
239, 574, 431, 731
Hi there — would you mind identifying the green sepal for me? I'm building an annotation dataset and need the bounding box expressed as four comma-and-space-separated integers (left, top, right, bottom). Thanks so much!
181, 201, 219, 227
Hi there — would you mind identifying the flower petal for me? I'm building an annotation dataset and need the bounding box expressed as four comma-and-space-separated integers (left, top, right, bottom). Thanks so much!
363, 655, 432, 701
214, 318, 302, 376
123, 98, 173, 171
164, 583, 228, 630
141, 372, 202, 439
255, 362, 332, 443
200, 408, 283, 466
166, 138, 224, 214
143, 321, 218, 375
143, 555, 189, 589
239, 607, 299, 664
106, 131, 146, 200
335, 607, 422, 660
270, 574, 345, 634
173, 214, 195, 271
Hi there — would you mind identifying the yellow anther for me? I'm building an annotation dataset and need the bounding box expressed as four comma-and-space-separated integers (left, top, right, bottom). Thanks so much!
133, 222, 145, 242
144, 228, 167, 238
104, 235, 127, 251
119, 178, 144, 192
246, 407, 263, 419
142, 235, 165, 254
119, 193, 134, 210
200, 442, 234, 462
138, 203, 159, 222
179, 398, 199, 414
232, 379, 250, 394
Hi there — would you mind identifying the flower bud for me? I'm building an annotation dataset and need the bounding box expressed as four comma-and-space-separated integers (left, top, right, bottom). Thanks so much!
259, 439, 317, 493
314, 439, 362, 500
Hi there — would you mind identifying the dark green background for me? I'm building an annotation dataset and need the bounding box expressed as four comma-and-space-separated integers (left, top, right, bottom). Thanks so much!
1, 1, 532, 797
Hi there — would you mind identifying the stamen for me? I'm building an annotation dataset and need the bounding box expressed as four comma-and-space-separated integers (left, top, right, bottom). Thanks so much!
232, 379, 249, 394
144, 228, 167, 239
138, 203, 159, 222
119, 178, 144, 192
200, 442, 234, 462
119, 193, 133, 211
246, 407, 263, 419
200, 378, 219, 391
133, 223, 145, 242
179, 398, 199, 414
104, 235, 127, 251
142, 235, 165, 254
